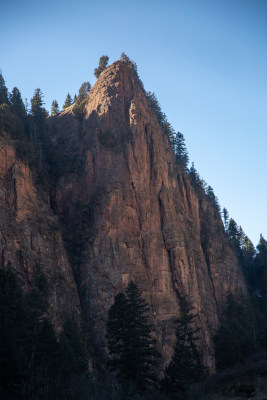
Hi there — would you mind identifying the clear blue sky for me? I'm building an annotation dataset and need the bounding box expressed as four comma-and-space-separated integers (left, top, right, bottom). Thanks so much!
1, 0, 267, 246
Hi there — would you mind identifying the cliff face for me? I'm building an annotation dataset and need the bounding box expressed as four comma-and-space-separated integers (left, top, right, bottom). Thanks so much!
49, 61, 246, 370
0, 138, 81, 329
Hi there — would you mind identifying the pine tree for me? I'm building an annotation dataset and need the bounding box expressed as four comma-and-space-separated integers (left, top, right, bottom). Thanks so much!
175, 131, 189, 171
213, 294, 260, 369
227, 218, 241, 252
222, 207, 229, 230
188, 162, 202, 188
10, 87, 26, 118
73, 82, 91, 119
0, 73, 9, 105
120, 52, 137, 72
94, 55, 109, 78
206, 185, 221, 212
106, 282, 159, 390
63, 93, 73, 109
51, 99, 59, 116
254, 234, 267, 290
162, 298, 203, 394
30, 88, 45, 118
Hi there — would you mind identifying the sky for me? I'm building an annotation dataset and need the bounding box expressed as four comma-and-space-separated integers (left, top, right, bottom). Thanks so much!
1, 0, 267, 246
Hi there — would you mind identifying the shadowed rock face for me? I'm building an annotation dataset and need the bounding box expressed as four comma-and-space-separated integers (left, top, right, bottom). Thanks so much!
51, 61, 246, 371
0, 141, 81, 330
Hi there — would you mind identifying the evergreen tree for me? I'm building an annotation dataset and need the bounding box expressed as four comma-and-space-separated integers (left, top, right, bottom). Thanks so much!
0, 73, 9, 105
175, 131, 189, 171
222, 207, 229, 230
162, 298, 203, 395
254, 234, 267, 292
213, 294, 263, 370
0, 266, 29, 394
94, 55, 109, 78
30, 88, 45, 118
106, 282, 159, 390
227, 218, 241, 252
206, 185, 221, 212
73, 94, 77, 103
10, 87, 26, 118
120, 52, 137, 72
188, 162, 202, 189
63, 93, 73, 109
73, 82, 91, 119
51, 99, 59, 116
30, 88, 47, 169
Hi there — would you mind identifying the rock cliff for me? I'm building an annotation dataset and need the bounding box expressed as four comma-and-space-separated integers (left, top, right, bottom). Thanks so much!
0, 138, 81, 329
47, 61, 246, 371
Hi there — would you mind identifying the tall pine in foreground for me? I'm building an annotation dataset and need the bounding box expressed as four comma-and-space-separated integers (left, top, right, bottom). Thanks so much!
106, 281, 159, 391
162, 298, 203, 396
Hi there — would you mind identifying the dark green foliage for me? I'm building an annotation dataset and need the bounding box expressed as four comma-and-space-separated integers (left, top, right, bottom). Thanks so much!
205, 185, 221, 213
29, 88, 50, 170
94, 55, 109, 78
0, 101, 36, 165
51, 99, 59, 115
214, 293, 265, 370
253, 234, 267, 304
174, 131, 189, 171
73, 81, 91, 119
63, 93, 73, 109
145, 91, 175, 145
0, 266, 30, 395
106, 282, 159, 391
162, 298, 203, 395
0, 103, 25, 138
120, 52, 138, 72
222, 207, 229, 230
256, 234, 267, 267
226, 218, 242, 255
10, 87, 26, 117
30, 88, 46, 117
0, 265, 90, 399
0, 73, 10, 105
188, 162, 203, 190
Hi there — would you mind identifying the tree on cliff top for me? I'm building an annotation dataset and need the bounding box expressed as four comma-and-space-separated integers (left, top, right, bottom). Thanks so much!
0, 73, 9, 105
51, 99, 59, 116
73, 81, 91, 120
106, 281, 159, 390
10, 87, 26, 118
175, 131, 189, 171
63, 93, 73, 109
94, 55, 109, 79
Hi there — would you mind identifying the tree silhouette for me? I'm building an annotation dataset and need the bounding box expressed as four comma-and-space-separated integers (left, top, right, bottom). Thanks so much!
106, 281, 159, 390
94, 55, 109, 78
51, 99, 59, 116
63, 93, 73, 109
162, 298, 203, 394
175, 131, 189, 171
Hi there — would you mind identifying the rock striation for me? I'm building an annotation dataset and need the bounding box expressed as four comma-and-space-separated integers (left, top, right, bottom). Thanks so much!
49, 61, 246, 371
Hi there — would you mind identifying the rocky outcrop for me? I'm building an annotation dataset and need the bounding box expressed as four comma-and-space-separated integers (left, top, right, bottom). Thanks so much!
0, 138, 81, 330
49, 61, 246, 371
